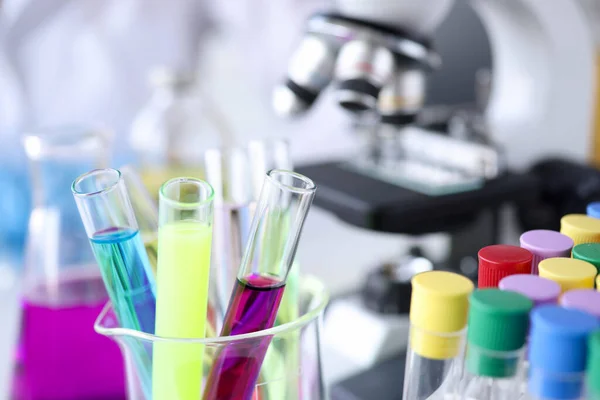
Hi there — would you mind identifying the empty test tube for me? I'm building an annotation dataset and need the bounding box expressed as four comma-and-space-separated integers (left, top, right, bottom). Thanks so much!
560, 215, 600, 245
477, 245, 532, 288
527, 306, 599, 400
402, 271, 474, 400
538, 258, 597, 293
520, 230, 573, 275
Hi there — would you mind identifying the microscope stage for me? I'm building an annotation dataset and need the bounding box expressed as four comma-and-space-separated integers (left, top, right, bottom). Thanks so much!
296, 161, 540, 235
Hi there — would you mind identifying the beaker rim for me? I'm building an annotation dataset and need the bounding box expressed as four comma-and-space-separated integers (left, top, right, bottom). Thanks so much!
266, 169, 316, 195
94, 275, 329, 344
71, 168, 122, 198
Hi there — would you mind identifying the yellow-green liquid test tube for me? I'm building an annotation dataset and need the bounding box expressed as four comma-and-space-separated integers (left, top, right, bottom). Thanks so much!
153, 178, 214, 400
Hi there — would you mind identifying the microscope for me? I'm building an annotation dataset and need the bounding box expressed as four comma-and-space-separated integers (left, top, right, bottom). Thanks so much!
273, 0, 597, 396
274, 0, 595, 277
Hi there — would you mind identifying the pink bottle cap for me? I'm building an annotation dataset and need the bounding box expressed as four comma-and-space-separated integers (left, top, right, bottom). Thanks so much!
520, 230, 574, 274
499, 274, 561, 306
560, 289, 600, 318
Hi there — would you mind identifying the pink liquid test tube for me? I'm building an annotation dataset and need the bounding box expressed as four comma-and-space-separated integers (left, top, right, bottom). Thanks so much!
499, 274, 561, 307
520, 230, 574, 275
560, 289, 600, 318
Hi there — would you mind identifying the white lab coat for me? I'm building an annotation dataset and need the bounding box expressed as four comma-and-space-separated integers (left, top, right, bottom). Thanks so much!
0, 0, 354, 165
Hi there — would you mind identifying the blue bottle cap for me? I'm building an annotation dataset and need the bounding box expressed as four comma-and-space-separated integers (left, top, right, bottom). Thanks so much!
587, 202, 600, 219
528, 305, 599, 399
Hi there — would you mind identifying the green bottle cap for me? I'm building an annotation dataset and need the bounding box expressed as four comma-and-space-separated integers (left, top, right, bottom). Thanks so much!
589, 331, 600, 396
466, 289, 533, 378
572, 243, 600, 274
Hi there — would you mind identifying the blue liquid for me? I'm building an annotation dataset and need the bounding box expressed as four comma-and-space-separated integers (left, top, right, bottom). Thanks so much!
90, 228, 156, 334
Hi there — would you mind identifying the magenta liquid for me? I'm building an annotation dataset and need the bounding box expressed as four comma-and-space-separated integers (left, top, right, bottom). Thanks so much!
14, 271, 126, 400
203, 274, 285, 400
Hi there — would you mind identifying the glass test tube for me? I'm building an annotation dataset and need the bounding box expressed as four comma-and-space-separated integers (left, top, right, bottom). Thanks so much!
120, 165, 159, 276
527, 306, 599, 400
538, 258, 597, 293
560, 215, 600, 245
477, 245, 532, 288
402, 271, 474, 400
153, 177, 214, 400
519, 230, 573, 275
72, 168, 156, 333
588, 331, 600, 400
460, 289, 532, 400
204, 146, 253, 330
203, 169, 316, 400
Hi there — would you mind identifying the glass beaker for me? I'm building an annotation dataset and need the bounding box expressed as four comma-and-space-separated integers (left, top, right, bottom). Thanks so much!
17, 127, 126, 400
95, 275, 329, 400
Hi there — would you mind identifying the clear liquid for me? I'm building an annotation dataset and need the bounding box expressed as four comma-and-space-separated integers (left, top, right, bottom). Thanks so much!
15, 270, 126, 400
203, 274, 286, 400
90, 228, 156, 334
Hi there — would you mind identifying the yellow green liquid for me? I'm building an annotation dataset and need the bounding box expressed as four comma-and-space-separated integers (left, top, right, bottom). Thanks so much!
153, 221, 212, 400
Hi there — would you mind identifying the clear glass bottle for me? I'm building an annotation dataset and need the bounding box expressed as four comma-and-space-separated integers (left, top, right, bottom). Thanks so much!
17, 127, 126, 400
460, 289, 532, 400
402, 271, 474, 400
130, 67, 229, 197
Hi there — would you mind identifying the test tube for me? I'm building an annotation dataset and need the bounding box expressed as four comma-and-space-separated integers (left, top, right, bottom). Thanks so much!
572, 243, 600, 276
153, 177, 214, 400
203, 169, 316, 400
72, 168, 156, 333
402, 271, 474, 400
588, 331, 600, 400
527, 306, 599, 400
560, 214, 600, 245
587, 202, 600, 219
477, 245, 533, 288
538, 258, 597, 293
499, 274, 561, 306
204, 146, 253, 330
559, 289, 600, 319
120, 165, 159, 276
460, 289, 532, 400
519, 230, 573, 275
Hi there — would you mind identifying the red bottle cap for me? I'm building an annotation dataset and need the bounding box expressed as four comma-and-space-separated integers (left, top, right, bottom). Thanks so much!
478, 245, 533, 288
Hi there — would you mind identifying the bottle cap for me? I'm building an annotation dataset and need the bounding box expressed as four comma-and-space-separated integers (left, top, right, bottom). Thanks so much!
527, 306, 599, 399
519, 230, 573, 274
538, 258, 597, 292
560, 289, 600, 318
409, 271, 474, 360
572, 243, 600, 274
588, 331, 600, 396
466, 289, 532, 377
499, 274, 561, 306
587, 202, 600, 219
560, 214, 600, 245
597, 275, 600, 291
477, 245, 532, 288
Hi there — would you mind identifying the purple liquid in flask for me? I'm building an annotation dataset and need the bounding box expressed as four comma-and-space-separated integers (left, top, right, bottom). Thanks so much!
203, 274, 285, 400
15, 269, 125, 400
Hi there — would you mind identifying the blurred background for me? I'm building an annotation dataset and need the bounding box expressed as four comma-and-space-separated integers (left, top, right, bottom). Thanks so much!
2, 0, 600, 398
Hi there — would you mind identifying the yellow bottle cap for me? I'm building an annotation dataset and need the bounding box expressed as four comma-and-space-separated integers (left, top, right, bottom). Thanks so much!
597, 275, 600, 291
560, 214, 600, 245
409, 271, 474, 360
538, 257, 597, 292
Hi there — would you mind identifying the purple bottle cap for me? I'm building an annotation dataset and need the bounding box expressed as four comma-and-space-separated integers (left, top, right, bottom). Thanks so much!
499, 274, 561, 306
560, 289, 600, 318
520, 230, 574, 274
